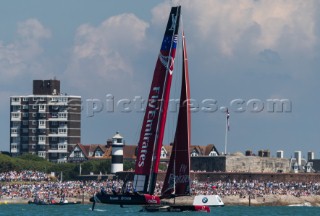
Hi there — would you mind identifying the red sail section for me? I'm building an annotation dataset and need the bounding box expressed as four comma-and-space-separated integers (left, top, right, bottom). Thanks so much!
133, 6, 181, 193
161, 32, 191, 197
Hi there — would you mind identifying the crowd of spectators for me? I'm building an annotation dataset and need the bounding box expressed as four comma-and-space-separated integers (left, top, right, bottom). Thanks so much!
0, 171, 48, 182
1, 171, 320, 202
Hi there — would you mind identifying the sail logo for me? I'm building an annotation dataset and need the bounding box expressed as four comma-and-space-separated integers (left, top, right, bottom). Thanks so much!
179, 164, 187, 173
169, 14, 177, 31
168, 173, 190, 184
137, 87, 161, 168
159, 35, 177, 75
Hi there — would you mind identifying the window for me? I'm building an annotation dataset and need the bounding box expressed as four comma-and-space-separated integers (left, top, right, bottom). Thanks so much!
11, 128, 18, 134
12, 137, 20, 142
39, 136, 46, 142
22, 120, 28, 126
31, 137, 37, 141
51, 137, 57, 141
22, 128, 28, 133
32, 121, 36, 125
209, 151, 218, 156
39, 120, 45, 126
22, 97, 28, 102
59, 138, 67, 143
58, 113, 67, 118
22, 113, 29, 117
11, 105, 21, 112
12, 122, 20, 127
95, 150, 103, 157
50, 128, 58, 134
38, 152, 46, 157
39, 97, 45, 101
58, 128, 67, 134
32, 113, 37, 117
11, 97, 20, 102
22, 136, 28, 141
191, 150, 199, 157
117, 138, 122, 143
51, 121, 58, 126
22, 105, 29, 109
33, 105, 37, 109
11, 113, 20, 118
74, 151, 81, 158
39, 105, 45, 111
32, 129, 36, 133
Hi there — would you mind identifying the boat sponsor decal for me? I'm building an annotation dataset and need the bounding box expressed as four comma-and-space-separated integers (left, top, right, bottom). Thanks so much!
120, 197, 132, 201
144, 194, 160, 204
202, 197, 208, 203
109, 197, 119, 200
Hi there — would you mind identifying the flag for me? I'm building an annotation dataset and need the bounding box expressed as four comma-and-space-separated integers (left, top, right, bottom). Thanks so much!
226, 108, 230, 131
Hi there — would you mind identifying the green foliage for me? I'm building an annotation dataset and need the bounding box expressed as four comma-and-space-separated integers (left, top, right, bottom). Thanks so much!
17, 153, 47, 162
123, 160, 135, 171
79, 159, 111, 175
0, 154, 135, 181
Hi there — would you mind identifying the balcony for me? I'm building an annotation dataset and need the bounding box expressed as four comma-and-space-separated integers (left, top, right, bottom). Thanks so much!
11, 98, 21, 105
38, 122, 46, 129
11, 113, 21, 121
37, 151, 46, 159
57, 157, 68, 163
48, 146, 68, 153
38, 140, 46, 145
10, 133, 20, 137
48, 113, 68, 121
48, 98, 68, 106
10, 143, 19, 153
39, 105, 46, 113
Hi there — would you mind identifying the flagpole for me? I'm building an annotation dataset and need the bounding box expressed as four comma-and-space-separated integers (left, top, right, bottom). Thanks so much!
224, 109, 230, 155
224, 115, 228, 155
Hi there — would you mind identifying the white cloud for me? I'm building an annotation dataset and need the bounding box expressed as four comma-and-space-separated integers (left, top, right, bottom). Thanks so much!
152, 0, 318, 57
0, 19, 51, 82
66, 13, 149, 93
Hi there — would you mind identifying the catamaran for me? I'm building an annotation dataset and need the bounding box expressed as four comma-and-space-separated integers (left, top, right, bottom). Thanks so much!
90, 5, 224, 212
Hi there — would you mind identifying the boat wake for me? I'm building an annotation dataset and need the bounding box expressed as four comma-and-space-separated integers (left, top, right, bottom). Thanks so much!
288, 202, 312, 207
90, 208, 107, 212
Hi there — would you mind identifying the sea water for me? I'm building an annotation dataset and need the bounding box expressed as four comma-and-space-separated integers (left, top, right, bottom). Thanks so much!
0, 204, 318, 216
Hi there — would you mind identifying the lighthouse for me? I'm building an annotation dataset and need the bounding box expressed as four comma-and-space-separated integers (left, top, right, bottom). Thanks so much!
111, 131, 124, 174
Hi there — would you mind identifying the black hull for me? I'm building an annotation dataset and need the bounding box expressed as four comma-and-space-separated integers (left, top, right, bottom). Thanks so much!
28, 201, 81, 205
90, 192, 160, 205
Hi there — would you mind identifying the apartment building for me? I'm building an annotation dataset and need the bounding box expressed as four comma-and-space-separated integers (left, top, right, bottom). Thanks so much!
10, 79, 81, 163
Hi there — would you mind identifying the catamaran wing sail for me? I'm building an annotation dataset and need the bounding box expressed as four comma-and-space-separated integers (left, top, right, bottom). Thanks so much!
161, 31, 191, 198
133, 6, 181, 194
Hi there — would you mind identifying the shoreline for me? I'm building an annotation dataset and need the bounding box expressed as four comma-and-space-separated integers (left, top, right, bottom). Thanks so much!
2, 195, 320, 206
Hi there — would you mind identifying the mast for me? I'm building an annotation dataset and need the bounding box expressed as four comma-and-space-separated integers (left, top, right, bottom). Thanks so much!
133, 6, 181, 194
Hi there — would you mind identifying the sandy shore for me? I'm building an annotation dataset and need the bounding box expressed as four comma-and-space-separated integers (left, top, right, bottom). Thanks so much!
2, 195, 320, 206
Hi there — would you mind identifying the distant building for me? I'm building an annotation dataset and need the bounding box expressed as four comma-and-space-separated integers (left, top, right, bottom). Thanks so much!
308, 151, 315, 161
294, 151, 302, 166
276, 150, 284, 158
9, 79, 81, 163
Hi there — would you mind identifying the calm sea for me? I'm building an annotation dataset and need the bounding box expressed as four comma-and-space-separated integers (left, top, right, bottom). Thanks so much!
0, 204, 318, 216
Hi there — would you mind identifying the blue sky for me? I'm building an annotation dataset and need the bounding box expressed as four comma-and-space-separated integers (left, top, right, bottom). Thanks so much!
1, 0, 319, 159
